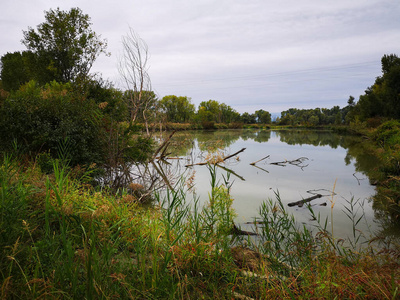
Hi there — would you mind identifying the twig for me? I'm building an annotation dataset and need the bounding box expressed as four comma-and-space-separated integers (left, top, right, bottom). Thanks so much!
250, 155, 270, 166
221, 147, 246, 161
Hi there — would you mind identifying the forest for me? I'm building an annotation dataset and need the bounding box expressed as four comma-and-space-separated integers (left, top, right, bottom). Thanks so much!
0, 7, 399, 299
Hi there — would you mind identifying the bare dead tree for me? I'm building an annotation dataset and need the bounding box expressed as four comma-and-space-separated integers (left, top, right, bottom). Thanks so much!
119, 27, 153, 135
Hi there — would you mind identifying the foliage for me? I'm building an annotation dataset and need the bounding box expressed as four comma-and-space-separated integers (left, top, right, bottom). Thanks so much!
254, 109, 272, 124
197, 99, 240, 124
0, 80, 106, 166
160, 95, 195, 123
0, 51, 35, 91
21, 7, 108, 84
279, 107, 344, 126
241, 112, 256, 124
373, 120, 400, 148
85, 77, 128, 122
352, 53, 400, 121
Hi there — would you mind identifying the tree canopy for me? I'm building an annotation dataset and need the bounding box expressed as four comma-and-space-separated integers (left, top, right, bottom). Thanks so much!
160, 95, 195, 123
21, 7, 108, 84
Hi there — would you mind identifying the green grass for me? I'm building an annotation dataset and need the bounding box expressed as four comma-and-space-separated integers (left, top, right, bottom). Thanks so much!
0, 155, 399, 299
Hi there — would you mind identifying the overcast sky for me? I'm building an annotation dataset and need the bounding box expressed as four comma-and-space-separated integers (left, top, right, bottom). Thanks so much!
1, 0, 399, 114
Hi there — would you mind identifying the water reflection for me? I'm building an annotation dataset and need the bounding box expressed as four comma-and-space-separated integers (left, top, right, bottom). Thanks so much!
154, 129, 398, 238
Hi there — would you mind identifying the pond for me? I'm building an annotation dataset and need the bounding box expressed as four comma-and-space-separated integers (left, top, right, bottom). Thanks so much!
154, 129, 390, 241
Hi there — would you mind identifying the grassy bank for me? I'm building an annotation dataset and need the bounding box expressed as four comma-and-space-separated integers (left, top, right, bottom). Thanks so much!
1, 154, 399, 299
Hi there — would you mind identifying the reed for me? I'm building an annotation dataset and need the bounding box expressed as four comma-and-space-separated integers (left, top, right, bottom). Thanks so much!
0, 154, 399, 299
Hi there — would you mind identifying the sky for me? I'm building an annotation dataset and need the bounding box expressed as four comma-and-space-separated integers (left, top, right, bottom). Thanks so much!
1, 0, 400, 114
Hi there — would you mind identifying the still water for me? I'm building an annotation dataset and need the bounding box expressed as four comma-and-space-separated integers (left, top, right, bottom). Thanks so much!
158, 129, 382, 240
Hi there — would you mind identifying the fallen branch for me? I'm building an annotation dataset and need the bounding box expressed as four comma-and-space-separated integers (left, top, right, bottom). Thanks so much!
250, 155, 270, 166
221, 147, 246, 162
270, 160, 287, 167
185, 148, 246, 167
288, 194, 322, 207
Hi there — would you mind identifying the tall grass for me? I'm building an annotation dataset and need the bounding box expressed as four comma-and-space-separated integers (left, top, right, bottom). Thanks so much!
0, 155, 399, 299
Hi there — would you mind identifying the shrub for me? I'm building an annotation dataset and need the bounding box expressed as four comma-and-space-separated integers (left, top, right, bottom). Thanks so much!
201, 120, 215, 129
373, 119, 400, 148
0, 81, 106, 166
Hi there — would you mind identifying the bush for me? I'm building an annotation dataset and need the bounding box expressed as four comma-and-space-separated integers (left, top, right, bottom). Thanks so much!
201, 121, 215, 129
0, 81, 106, 166
373, 119, 400, 148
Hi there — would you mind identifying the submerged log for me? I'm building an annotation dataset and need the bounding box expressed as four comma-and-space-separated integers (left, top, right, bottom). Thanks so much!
288, 194, 322, 207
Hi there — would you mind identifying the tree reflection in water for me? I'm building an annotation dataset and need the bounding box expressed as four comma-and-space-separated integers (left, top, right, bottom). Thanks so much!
139, 129, 399, 239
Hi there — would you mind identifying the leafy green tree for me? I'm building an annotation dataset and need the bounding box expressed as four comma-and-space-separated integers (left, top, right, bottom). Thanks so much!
160, 95, 195, 123
198, 100, 221, 122
22, 7, 109, 84
0, 51, 35, 91
381, 54, 400, 75
352, 54, 400, 121
219, 103, 241, 123
255, 109, 271, 124
197, 99, 240, 124
241, 112, 256, 124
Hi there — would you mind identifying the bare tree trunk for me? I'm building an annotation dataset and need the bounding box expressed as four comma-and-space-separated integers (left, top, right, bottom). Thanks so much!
119, 27, 154, 134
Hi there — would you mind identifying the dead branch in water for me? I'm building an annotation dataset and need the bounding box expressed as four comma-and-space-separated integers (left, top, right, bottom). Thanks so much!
185, 148, 246, 167
288, 194, 322, 207
221, 147, 246, 161
270, 157, 309, 170
250, 155, 270, 166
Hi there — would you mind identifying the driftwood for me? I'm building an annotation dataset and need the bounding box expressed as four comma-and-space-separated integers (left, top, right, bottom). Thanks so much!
288, 194, 322, 207
185, 148, 246, 167
250, 155, 270, 166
